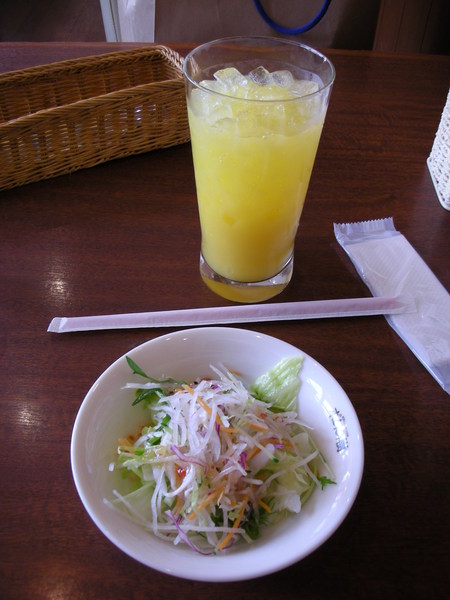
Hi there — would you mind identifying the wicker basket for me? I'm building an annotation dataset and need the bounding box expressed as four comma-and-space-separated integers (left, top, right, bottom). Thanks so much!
0, 46, 190, 192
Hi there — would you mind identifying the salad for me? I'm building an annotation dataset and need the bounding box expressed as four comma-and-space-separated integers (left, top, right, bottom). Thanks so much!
107, 356, 334, 555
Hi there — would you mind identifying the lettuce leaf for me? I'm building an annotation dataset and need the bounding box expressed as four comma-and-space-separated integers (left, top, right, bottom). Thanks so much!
250, 356, 303, 412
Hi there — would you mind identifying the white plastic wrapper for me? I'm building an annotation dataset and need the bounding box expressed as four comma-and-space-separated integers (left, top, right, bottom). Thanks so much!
334, 217, 450, 394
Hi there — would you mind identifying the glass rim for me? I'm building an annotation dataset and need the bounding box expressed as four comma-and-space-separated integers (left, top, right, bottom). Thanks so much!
183, 35, 335, 104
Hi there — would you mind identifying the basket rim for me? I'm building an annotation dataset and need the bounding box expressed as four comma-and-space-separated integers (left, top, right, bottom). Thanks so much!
0, 45, 184, 85
0, 45, 186, 131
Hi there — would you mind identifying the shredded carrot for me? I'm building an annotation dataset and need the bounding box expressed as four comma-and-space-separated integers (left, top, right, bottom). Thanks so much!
263, 436, 292, 447
189, 486, 224, 520
183, 384, 210, 415
222, 428, 233, 449
184, 386, 243, 436
245, 436, 288, 463
279, 438, 293, 449
217, 495, 249, 551
118, 437, 136, 455
118, 437, 132, 447
197, 396, 212, 415
246, 422, 269, 432
193, 392, 224, 428
245, 446, 261, 461
173, 493, 184, 515
228, 368, 242, 376
257, 498, 272, 513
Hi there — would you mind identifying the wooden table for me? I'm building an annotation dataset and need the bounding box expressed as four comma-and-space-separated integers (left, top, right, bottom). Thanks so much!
1, 42, 449, 599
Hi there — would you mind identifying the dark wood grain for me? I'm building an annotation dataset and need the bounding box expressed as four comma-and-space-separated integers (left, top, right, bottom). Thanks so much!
1, 42, 449, 600
0, 0, 105, 42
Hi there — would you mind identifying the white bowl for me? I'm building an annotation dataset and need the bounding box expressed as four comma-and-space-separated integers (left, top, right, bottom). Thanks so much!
71, 327, 364, 582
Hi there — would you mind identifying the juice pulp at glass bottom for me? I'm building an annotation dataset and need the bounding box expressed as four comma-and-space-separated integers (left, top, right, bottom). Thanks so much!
199, 252, 294, 303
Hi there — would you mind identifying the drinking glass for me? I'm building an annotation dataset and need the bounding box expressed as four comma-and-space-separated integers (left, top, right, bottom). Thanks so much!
184, 37, 335, 302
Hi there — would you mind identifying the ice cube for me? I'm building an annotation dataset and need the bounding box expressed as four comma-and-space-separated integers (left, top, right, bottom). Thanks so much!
190, 87, 233, 121
290, 80, 320, 97
272, 70, 295, 89
214, 67, 246, 89
200, 79, 222, 92
249, 66, 273, 86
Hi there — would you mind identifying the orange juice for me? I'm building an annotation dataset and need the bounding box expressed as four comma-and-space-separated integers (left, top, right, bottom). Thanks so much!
189, 106, 323, 281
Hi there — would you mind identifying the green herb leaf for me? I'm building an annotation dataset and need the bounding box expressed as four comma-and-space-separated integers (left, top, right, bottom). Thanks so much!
318, 476, 336, 490
243, 507, 260, 540
132, 388, 166, 406
211, 506, 225, 527
126, 356, 151, 379
147, 414, 172, 445
126, 356, 186, 386
160, 414, 171, 428
243, 502, 272, 540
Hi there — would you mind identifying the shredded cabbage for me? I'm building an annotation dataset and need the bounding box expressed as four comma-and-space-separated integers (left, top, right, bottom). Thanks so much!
106, 356, 334, 554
